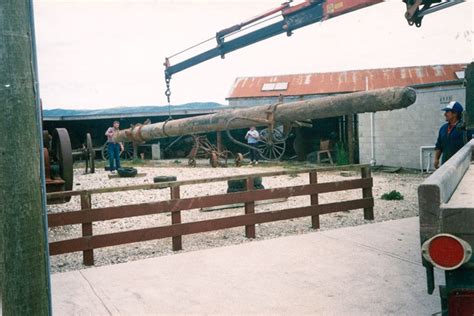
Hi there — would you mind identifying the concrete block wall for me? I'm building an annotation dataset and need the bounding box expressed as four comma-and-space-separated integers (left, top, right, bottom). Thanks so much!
358, 85, 465, 169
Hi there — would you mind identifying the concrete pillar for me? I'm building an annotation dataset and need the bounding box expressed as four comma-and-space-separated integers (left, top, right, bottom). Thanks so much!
152, 143, 161, 160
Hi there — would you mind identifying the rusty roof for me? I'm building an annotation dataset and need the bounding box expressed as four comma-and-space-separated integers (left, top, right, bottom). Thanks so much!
227, 64, 467, 99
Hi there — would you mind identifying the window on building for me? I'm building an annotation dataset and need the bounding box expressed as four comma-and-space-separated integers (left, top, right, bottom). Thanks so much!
455, 71, 465, 79
261, 82, 288, 91
440, 96, 453, 104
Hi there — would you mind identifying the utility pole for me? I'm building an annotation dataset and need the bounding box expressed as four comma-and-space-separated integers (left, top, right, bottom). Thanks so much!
0, 1, 51, 315
465, 62, 473, 130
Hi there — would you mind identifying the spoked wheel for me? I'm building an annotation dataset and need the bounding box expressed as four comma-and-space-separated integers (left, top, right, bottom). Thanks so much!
102, 142, 134, 160
52, 128, 73, 202
258, 126, 287, 160
234, 153, 244, 167
85, 133, 95, 173
121, 142, 134, 160
210, 152, 219, 168
258, 141, 286, 160
101, 142, 109, 160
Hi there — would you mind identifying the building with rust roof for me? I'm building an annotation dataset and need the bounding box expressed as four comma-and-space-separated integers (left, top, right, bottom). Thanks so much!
226, 64, 467, 170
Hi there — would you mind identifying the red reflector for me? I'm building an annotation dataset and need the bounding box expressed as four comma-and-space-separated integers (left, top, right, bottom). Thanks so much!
429, 236, 465, 269
449, 290, 474, 316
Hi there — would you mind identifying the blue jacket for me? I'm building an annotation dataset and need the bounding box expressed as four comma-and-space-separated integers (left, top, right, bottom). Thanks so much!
435, 122, 471, 164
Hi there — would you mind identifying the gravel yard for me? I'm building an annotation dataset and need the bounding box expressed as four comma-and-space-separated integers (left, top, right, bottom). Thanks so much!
48, 161, 427, 273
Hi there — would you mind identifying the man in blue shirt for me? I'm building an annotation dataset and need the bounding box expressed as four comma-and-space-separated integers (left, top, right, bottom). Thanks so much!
434, 101, 471, 168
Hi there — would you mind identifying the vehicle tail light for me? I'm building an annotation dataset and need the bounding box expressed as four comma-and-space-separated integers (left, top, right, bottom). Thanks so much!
422, 234, 472, 270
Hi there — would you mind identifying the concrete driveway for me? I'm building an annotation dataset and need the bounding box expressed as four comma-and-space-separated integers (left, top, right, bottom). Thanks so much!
51, 217, 443, 315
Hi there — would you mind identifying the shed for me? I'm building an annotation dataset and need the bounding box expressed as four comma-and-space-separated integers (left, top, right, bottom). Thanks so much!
226, 64, 467, 169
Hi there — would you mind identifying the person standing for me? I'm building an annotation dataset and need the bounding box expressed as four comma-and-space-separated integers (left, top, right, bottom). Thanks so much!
105, 121, 124, 173
434, 101, 471, 168
245, 126, 260, 165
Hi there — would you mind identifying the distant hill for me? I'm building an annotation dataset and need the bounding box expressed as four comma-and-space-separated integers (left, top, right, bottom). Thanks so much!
43, 102, 226, 117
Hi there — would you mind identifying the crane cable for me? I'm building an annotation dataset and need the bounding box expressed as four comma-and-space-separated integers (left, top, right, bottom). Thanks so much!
165, 77, 172, 120
163, 12, 281, 117
167, 13, 281, 61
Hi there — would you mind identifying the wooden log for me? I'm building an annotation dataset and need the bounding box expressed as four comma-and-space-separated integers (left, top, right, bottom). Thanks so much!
114, 87, 416, 143
0, 1, 51, 314
108, 173, 148, 179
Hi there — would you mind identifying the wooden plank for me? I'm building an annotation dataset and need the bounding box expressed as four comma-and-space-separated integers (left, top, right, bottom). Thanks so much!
309, 171, 320, 229
170, 186, 182, 251
49, 198, 373, 255
245, 177, 255, 238
107, 173, 147, 179
200, 198, 287, 212
48, 178, 373, 226
361, 167, 374, 220
46, 164, 370, 199
80, 193, 94, 265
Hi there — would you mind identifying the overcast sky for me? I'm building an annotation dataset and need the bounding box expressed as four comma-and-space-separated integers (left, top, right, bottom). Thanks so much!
34, 0, 473, 110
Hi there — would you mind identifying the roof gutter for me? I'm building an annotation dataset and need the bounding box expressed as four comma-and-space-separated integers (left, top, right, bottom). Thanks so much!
227, 80, 465, 100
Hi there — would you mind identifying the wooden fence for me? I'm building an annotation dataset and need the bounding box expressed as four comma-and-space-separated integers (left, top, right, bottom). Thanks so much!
47, 164, 374, 265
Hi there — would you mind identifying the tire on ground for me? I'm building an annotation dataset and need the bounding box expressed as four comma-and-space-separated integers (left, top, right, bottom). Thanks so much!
227, 177, 264, 193
153, 176, 177, 183
117, 167, 138, 177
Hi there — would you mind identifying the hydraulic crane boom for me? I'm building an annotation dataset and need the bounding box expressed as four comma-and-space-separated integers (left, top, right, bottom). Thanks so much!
403, 0, 465, 27
164, 0, 465, 87
163, 0, 464, 102
164, 0, 382, 82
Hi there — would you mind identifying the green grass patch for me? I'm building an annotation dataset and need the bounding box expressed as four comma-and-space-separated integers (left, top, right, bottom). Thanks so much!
381, 190, 404, 200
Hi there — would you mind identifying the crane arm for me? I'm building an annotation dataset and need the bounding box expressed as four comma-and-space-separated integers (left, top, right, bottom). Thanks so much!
163, 0, 465, 103
403, 0, 465, 27
164, 0, 383, 81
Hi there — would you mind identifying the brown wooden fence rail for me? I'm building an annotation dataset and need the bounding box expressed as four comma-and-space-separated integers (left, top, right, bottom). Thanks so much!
47, 164, 374, 266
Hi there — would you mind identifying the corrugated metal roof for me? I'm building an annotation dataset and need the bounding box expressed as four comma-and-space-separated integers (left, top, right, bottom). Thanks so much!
227, 64, 467, 99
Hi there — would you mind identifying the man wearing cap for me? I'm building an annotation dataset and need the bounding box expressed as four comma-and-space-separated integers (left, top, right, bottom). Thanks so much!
434, 101, 470, 168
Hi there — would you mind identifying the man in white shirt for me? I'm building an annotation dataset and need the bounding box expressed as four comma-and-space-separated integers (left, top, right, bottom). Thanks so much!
245, 126, 260, 165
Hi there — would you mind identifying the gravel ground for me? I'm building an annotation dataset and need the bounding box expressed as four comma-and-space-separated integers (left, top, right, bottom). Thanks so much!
47, 161, 428, 273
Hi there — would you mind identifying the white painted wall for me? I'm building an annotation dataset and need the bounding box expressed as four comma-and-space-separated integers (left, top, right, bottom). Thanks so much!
358, 85, 466, 170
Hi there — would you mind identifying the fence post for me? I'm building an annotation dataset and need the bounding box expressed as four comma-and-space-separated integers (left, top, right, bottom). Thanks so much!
245, 176, 256, 238
309, 171, 320, 229
361, 166, 374, 220
80, 193, 94, 265
170, 185, 182, 251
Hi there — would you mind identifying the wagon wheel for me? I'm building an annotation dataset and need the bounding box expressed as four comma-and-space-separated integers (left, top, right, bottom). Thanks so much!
234, 153, 244, 167
85, 133, 95, 174
188, 158, 196, 167
258, 141, 286, 160
210, 152, 219, 168
257, 126, 287, 160
102, 142, 134, 160
52, 128, 73, 202
121, 142, 134, 160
